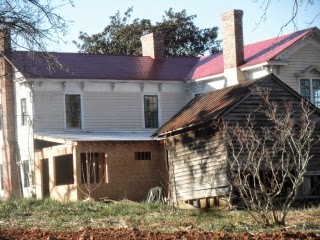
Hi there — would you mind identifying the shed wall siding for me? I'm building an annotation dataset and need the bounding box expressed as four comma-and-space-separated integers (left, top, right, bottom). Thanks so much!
224, 78, 320, 172
167, 128, 228, 203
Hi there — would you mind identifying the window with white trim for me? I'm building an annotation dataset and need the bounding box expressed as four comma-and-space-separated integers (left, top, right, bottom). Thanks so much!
144, 95, 158, 128
300, 79, 320, 108
65, 94, 81, 129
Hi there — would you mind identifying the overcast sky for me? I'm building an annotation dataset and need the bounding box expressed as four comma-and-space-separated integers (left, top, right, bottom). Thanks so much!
53, 0, 320, 53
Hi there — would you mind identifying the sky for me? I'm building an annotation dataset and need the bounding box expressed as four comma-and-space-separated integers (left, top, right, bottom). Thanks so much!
52, 0, 320, 53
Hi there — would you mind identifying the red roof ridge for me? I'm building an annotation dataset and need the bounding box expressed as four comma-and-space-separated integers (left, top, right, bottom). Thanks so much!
186, 27, 317, 80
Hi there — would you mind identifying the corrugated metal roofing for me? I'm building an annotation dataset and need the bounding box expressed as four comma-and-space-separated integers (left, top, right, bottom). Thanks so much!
185, 28, 315, 80
8, 28, 317, 81
10, 51, 199, 81
34, 131, 162, 142
153, 75, 274, 137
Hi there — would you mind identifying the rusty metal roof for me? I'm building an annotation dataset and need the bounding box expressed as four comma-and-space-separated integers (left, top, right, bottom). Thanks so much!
153, 75, 273, 137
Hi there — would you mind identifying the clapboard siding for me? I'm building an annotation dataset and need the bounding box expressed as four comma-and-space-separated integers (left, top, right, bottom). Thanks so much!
160, 93, 188, 124
32, 83, 187, 131
33, 91, 65, 131
14, 81, 35, 197
225, 77, 320, 172
167, 129, 228, 202
84, 92, 143, 130
276, 42, 320, 92
166, 76, 320, 204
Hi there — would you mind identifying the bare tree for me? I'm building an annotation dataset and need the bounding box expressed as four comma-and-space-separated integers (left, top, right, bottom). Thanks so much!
222, 86, 318, 226
0, 0, 73, 51
254, 0, 319, 33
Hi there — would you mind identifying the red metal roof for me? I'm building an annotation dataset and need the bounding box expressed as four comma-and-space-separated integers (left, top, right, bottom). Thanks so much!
8, 28, 316, 81
10, 51, 199, 81
186, 28, 315, 80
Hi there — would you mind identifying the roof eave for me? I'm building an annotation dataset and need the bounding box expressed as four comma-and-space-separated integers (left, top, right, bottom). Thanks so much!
187, 72, 225, 83
240, 60, 288, 72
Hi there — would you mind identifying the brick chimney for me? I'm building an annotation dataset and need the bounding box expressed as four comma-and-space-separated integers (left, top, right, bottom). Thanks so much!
140, 32, 165, 59
221, 10, 246, 86
0, 29, 11, 53
0, 29, 21, 198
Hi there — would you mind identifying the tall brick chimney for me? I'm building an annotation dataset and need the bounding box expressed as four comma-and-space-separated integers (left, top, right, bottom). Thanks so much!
140, 32, 165, 59
221, 10, 246, 86
0, 29, 21, 198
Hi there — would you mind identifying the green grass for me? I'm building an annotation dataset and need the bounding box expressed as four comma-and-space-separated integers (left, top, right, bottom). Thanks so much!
0, 197, 319, 234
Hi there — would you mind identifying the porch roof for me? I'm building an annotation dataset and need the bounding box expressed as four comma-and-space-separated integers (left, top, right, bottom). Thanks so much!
34, 131, 161, 144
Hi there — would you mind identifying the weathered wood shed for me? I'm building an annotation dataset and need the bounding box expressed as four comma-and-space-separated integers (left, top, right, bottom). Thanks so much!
153, 74, 320, 207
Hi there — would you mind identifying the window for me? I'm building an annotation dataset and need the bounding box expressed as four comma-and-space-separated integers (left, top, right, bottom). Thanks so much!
21, 98, 28, 126
55, 154, 74, 186
22, 160, 30, 187
65, 94, 81, 129
135, 152, 152, 160
80, 152, 106, 184
300, 79, 320, 107
144, 95, 158, 128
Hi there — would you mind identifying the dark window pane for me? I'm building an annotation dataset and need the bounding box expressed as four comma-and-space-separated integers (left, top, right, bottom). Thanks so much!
134, 152, 152, 160
80, 152, 105, 184
21, 98, 28, 126
144, 95, 158, 128
55, 154, 74, 186
300, 79, 311, 102
65, 95, 81, 129
313, 79, 320, 108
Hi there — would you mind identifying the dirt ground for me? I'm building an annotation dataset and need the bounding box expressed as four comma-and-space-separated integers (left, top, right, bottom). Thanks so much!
0, 228, 319, 240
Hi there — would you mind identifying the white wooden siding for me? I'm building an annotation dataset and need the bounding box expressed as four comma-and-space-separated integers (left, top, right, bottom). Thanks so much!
84, 92, 143, 130
275, 41, 320, 92
160, 93, 188, 124
32, 80, 187, 132
33, 91, 65, 131
14, 81, 34, 197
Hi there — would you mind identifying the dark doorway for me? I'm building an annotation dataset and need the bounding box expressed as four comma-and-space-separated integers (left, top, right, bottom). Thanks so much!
42, 159, 50, 198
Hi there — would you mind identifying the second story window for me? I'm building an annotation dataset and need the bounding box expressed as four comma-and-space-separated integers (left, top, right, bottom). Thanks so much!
144, 95, 158, 128
21, 98, 28, 126
65, 94, 81, 129
300, 79, 320, 108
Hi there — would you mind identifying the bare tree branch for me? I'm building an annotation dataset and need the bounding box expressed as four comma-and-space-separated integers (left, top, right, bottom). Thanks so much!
222, 86, 318, 226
